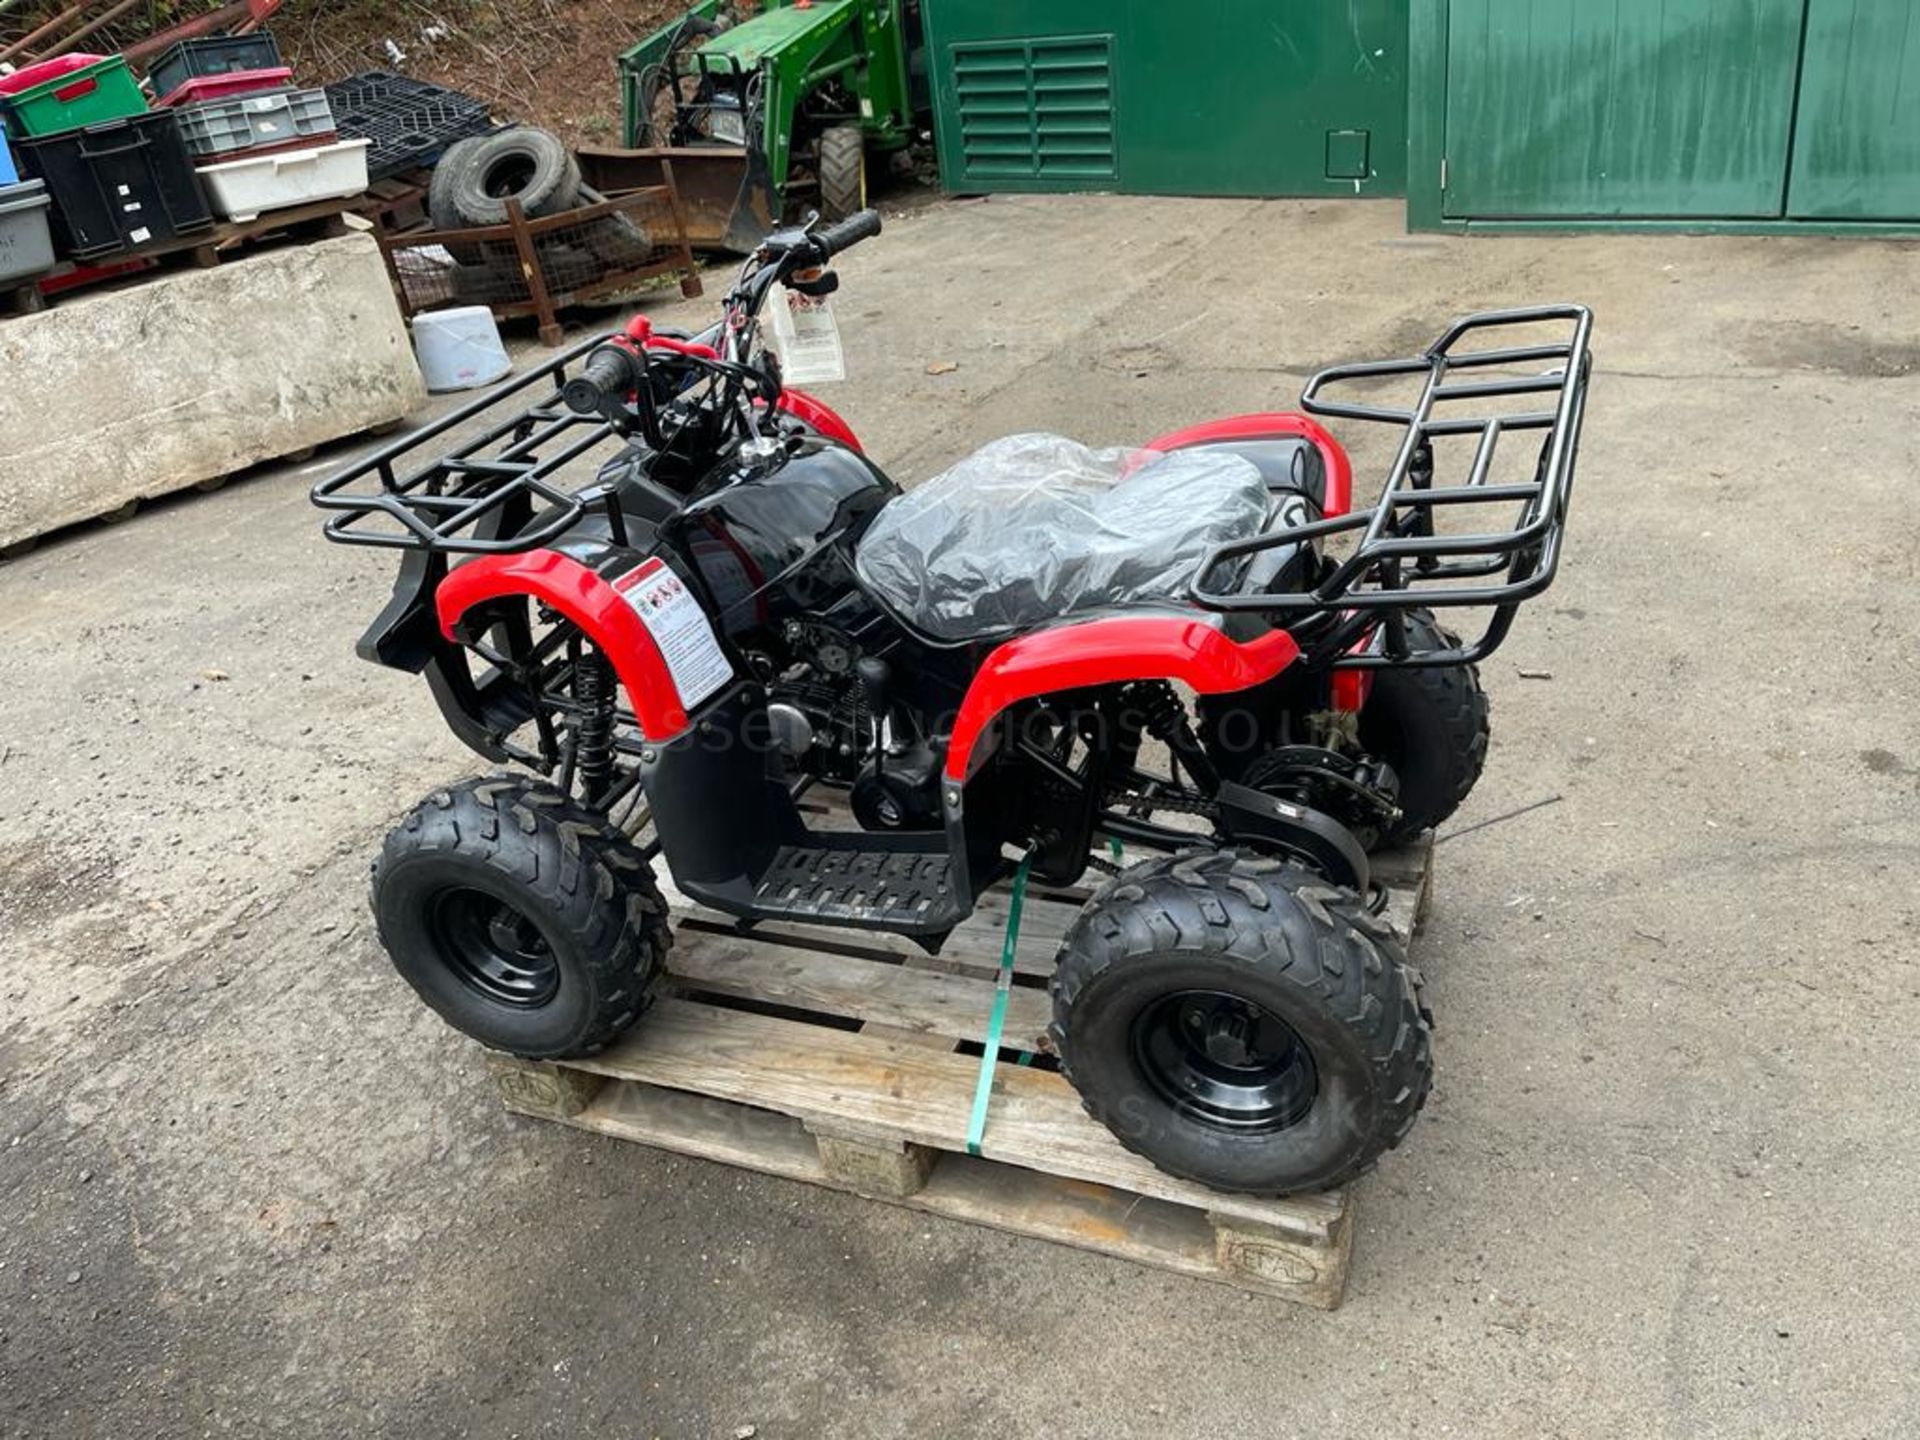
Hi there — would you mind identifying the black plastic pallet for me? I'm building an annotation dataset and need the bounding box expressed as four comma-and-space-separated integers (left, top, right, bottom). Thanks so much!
323, 71, 493, 180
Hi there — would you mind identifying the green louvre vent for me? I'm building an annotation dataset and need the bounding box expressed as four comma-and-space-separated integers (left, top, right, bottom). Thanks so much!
950, 35, 1115, 185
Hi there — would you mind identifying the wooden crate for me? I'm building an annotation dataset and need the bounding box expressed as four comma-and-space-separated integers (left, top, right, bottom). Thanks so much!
491, 833, 1434, 1310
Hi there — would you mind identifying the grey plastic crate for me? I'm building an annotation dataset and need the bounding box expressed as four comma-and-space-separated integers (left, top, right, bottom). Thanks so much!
0, 178, 55, 286
175, 87, 335, 159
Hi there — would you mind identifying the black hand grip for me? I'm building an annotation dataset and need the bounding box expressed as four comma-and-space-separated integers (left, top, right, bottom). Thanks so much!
562, 346, 636, 416
813, 208, 882, 259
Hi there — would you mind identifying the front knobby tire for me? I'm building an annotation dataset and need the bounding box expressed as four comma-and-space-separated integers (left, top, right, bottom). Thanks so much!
1049, 850, 1431, 1196
370, 775, 670, 1058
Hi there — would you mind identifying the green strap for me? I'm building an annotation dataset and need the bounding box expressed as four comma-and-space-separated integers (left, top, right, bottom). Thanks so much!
966, 850, 1034, 1157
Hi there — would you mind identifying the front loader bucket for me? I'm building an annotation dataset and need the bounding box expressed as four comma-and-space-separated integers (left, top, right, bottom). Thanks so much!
577, 144, 776, 255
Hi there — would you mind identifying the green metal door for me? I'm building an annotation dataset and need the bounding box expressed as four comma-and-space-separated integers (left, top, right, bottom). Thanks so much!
1440, 0, 1806, 218
1786, 0, 1920, 218
925, 0, 1411, 197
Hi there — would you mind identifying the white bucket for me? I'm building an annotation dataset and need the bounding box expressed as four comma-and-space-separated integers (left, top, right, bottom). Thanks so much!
411, 306, 513, 393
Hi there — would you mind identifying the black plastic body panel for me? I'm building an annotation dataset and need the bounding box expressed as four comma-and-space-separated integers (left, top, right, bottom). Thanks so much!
640, 681, 806, 895
660, 438, 898, 640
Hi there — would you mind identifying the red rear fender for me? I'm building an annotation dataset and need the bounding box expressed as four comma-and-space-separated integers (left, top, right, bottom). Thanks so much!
944, 616, 1299, 781
1142, 412, 1352, 518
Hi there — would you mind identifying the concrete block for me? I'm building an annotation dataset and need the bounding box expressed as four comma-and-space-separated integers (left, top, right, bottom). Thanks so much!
0, 232, 426, 548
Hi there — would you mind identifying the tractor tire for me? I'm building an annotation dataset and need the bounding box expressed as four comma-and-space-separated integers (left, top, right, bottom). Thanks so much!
1049, 849, 1431, 1195
1358, 610, 1490, 847
439, 127, 582, 229
532, 238, 601, 293
370, 775, 670, 1059
816, 125, 866, 222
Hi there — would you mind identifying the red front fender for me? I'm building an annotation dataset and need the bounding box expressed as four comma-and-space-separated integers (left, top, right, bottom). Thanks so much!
776, 389, 862, 451
944, 616, 1299, 781
619, 317, 863, 452
435, 549, 693, 742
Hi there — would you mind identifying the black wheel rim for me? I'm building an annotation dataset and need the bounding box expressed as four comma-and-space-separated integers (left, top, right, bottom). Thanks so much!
1130, 989, 1318, 1132
429, 887, 560, 1008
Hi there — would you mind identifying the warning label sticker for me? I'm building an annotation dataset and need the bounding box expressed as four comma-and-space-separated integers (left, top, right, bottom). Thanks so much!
612, 557, 734, 711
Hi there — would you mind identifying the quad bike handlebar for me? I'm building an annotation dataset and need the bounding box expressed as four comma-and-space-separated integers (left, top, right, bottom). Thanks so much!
562, 346, 642, 418
810, 206, 883, 259
313, 209, 884, 553
557, 207, 883, 419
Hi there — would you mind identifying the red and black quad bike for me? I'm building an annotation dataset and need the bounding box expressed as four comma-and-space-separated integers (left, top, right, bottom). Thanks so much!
314, 210, 1593, 1196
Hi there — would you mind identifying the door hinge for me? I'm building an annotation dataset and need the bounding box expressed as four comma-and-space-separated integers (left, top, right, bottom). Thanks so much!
1440, 157, 1449, 190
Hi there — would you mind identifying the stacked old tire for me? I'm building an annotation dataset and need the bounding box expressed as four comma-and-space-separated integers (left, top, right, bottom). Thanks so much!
427, 126, 652, 303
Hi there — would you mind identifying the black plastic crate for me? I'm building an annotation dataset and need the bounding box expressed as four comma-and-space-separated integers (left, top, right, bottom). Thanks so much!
146, 31, 284, 104
16, 110, 213, 260
323, 71, 493, 181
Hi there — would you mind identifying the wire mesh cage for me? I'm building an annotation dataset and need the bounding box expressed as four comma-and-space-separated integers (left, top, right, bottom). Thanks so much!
377, 185, 702, 344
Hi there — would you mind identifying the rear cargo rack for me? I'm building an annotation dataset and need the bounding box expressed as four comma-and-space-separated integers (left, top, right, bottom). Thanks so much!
310, 335, 623, 554
1189, 304, 1593, 668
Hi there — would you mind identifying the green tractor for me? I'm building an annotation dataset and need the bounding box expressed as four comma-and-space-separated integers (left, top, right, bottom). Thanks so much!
581, 0, 925, 251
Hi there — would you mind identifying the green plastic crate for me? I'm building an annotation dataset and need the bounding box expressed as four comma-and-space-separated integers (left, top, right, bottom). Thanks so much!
0, 55, 148, 139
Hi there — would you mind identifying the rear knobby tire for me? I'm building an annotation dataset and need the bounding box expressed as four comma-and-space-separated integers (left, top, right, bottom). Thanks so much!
1049, 849, 1431, 1195
1360, 610, 1490, 847
817, 125, 866, 222
370, 775, 670, 1059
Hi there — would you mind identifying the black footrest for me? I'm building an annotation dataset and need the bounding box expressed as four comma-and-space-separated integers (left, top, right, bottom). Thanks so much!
753, 844, 964, 934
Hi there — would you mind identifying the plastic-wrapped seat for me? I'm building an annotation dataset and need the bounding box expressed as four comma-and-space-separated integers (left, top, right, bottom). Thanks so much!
855, 434, 1270, 643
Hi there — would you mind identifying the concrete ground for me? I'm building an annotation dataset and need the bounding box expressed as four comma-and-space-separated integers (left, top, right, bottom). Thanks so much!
2, 193, 1917, 1440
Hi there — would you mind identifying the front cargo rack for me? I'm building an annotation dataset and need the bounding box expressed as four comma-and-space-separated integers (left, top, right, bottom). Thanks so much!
1189, 304, 1594, 668
311, 335, 625, 554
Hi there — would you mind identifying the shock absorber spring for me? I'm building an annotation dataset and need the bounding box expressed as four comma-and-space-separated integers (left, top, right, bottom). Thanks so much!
1126, 680, 1220, 794
573, 646, 617, 803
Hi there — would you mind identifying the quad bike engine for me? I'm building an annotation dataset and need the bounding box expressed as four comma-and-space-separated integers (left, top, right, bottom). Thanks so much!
755, 624, 943, 829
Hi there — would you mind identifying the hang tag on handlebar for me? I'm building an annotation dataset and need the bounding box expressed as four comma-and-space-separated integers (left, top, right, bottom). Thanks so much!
766, 280, 846, 385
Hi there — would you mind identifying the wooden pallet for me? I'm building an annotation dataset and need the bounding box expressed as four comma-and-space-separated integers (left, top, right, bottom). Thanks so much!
491, 834, 1433, 1310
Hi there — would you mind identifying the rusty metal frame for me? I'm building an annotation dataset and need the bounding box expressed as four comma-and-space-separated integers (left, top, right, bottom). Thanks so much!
374, 173, 703, 347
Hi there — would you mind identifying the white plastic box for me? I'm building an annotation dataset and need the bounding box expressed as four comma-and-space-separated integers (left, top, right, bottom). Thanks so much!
411, 305, 513, 392
194, 136, 371, 223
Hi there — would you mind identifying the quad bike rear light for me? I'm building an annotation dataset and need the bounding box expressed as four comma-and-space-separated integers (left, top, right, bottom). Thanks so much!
1188, 304, 1594, 668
